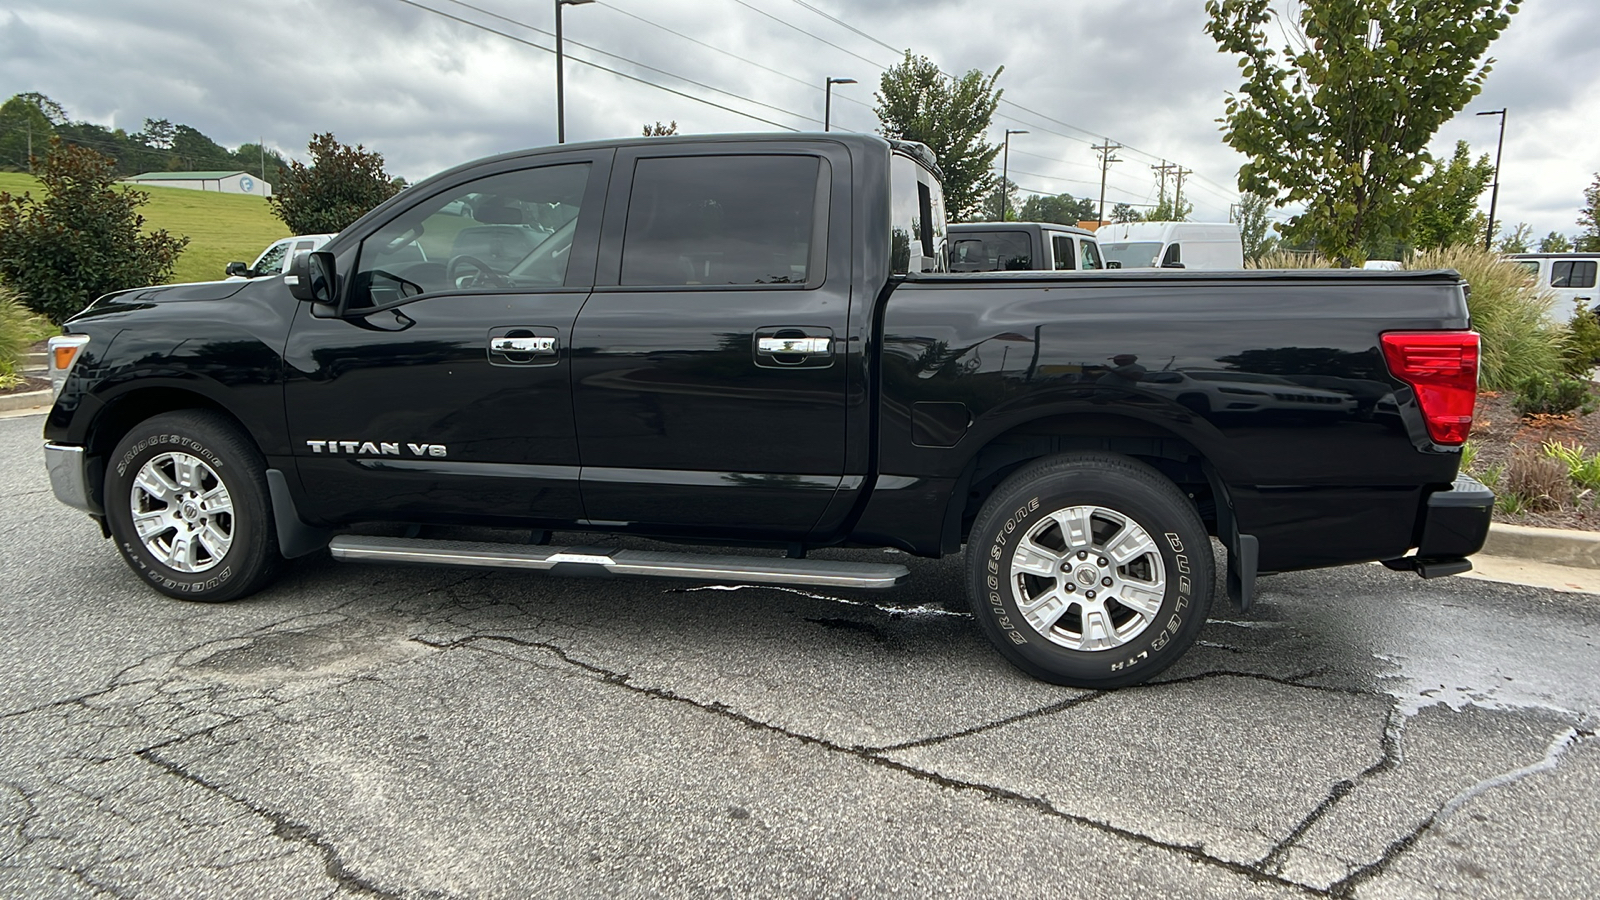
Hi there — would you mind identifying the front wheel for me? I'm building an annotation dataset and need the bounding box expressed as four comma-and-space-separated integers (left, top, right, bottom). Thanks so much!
966, 452, 1213, 688
104, 410, 283, 602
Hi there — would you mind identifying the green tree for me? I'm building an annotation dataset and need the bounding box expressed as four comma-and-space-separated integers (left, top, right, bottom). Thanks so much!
1205, 0, 1517, 265
979, 178, 1022, 221
642, 120, 678, 136
1144, 195, 1194, 222
1110, 203, 1141, 223
1540, 231, 1573, 253
1234, 191, 1279, 263
268, 133, 403, 234
0, 93, 62, 172
171, 125, 235, 170
875, 52, 1003, 222
1403, 140, 1495, 251
231, 142, 290, 181
1496, 222, 1532, 254
138, 118, 175, 151
0, 139, 187, 323
1020, 192, 1097, 225
1578, 173, 1600, 252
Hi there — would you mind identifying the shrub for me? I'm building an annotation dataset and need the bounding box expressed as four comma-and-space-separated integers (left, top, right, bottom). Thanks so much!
268, 133, 402, 235
0, 287, 30, 390
1542, 440, 1600, 490
0, 139, 188, 323
1562, 302, 1600, 377
1250, 250, 1333, 269
1407, 245, 1563, 392
1512, 374, 1595, 417
1503, 446, 1573, 511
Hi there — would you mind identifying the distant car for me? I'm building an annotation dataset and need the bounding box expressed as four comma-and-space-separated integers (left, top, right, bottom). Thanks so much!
224, 234, 336, 281
1507, 252, 1600, 322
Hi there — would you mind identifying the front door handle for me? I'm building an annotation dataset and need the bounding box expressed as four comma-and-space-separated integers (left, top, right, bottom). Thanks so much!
756, 337, 831, 355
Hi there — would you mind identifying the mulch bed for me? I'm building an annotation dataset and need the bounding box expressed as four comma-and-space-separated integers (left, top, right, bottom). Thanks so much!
1468, 388, 1600, 530
0, 374, 47, 397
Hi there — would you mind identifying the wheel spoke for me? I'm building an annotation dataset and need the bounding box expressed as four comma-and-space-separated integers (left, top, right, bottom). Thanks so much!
175, 455, 205, 492
1012, 536, 1063, 577
1103, 522, 1156, 566
1051, 507, 1095, 551
135, 468, 179, 503
1020, 589, 1072, 633
197, 521, 232, 561
1115, 582, 1165, 619
132, 508, 173, 540
200, 485, 234, 517
1079, 605, 1122, 650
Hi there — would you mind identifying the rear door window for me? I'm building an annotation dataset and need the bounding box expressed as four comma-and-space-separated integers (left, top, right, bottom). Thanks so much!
1051, 235, 1076, 271
1080, 239, 1104, 270
620, 155, 823, 286
1553, 260, 1598, 289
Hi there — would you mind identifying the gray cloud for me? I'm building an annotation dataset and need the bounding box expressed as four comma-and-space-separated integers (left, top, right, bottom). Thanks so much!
0, 0, 1593, 237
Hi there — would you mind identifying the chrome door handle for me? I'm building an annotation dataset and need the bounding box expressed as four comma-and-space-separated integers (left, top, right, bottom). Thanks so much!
757, 337, 830, 355
491, 336, 555, 354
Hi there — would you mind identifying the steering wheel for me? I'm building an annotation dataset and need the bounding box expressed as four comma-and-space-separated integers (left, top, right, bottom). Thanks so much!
446, 255, 509, 289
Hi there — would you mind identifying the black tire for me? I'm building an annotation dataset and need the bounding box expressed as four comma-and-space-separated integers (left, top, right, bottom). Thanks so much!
104, 410, 283, 602
966, 452, 1213, 688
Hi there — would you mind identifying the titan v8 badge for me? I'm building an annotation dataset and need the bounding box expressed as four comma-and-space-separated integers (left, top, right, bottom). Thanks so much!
305, 441, 448, 457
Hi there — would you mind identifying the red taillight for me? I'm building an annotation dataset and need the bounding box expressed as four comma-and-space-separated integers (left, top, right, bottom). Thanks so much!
1380, 331, 1480, 445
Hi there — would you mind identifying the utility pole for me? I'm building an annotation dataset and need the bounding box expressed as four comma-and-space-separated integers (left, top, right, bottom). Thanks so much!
1093, 141, 1122, 224
1173, 167, 1192, 219
259, 137, 266, 181
1000, 129, 1027, 221
25, 119, 32, 174
1150, 160, 1177, 208
1477, 108, 1507, 250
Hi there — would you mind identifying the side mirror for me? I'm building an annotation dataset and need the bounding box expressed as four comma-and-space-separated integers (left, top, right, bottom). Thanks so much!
1106, 260, 1122, 269
286, 251, 338, 306
225, 261, 250, 278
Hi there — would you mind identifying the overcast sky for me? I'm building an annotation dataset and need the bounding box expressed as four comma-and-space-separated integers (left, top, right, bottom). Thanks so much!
2, 0, 1596, 240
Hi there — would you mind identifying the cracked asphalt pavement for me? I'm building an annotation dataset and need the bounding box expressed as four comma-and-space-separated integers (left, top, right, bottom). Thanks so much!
3, 413, 1598, 898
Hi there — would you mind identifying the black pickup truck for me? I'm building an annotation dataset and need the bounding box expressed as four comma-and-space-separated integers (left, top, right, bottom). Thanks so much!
41, 132, 1493, 687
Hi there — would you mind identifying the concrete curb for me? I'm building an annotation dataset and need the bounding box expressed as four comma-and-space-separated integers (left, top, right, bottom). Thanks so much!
1482, 522, 1600, 570
0, 389, 50, 413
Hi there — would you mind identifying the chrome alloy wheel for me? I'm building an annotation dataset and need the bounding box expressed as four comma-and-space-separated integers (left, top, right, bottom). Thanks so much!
128, 451, 234, 573
1009, 505, 1167, 651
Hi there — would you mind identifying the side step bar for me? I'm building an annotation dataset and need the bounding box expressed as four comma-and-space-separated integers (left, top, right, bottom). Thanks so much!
327, 535, 910, 590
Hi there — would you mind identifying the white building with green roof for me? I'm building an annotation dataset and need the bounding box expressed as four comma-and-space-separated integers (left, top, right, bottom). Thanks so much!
123, 170, 271, 198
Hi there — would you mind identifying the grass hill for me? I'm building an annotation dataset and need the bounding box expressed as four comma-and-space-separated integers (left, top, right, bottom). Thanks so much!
0, 172, 290, 285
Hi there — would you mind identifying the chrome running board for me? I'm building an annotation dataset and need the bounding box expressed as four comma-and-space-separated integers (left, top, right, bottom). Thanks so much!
327, 535, 909, 590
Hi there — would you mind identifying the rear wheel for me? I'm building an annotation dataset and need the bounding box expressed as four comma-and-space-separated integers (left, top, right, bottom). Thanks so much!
104, 411, 283, 602
966, 452, 1213, 687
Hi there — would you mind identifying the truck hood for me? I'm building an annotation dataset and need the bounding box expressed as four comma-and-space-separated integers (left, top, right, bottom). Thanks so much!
82, 279, 250, 314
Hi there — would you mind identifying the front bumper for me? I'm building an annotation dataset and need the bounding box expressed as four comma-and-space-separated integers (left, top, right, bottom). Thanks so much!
44, 443, 102, 516
1382, 473, 1494, 578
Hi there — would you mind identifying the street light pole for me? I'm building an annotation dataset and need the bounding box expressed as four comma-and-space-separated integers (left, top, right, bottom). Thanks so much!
555, 0, 595, 144
1001, 129, 1027, 221
824, 77, 856, 132
1477, 108, 1507, 251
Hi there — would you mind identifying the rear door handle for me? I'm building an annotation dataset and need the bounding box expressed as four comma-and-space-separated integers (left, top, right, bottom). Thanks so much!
491, 336, 556, 354
753, 328, 835, 369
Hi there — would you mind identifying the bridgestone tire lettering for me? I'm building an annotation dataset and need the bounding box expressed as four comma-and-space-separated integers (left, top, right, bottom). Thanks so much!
104, 410, 284, 603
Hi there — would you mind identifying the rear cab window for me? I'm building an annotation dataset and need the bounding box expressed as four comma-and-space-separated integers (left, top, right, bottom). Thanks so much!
950, 231, 1030, 271
1051, 234, 1075, 271
889, 150, 947, 274
619, 155, 825, 286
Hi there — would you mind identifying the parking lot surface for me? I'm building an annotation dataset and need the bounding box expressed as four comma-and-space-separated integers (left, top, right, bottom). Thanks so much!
2, 413, 1597, 898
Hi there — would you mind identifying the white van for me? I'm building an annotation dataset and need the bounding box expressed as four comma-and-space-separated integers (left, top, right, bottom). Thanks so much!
1507, 253, 1600, 322
1097, 221, 1244, 270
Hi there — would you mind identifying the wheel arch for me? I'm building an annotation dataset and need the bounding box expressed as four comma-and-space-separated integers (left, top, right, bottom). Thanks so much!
938, 409, 1257, 610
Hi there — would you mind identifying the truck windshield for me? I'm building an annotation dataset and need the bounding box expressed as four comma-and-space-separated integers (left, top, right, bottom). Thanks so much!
1100, 241, 1162, 269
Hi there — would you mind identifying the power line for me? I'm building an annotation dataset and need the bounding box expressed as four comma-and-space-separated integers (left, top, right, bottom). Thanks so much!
386, 0, 800, 131
728, 0, 890, 69
438, 0, 820, 126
